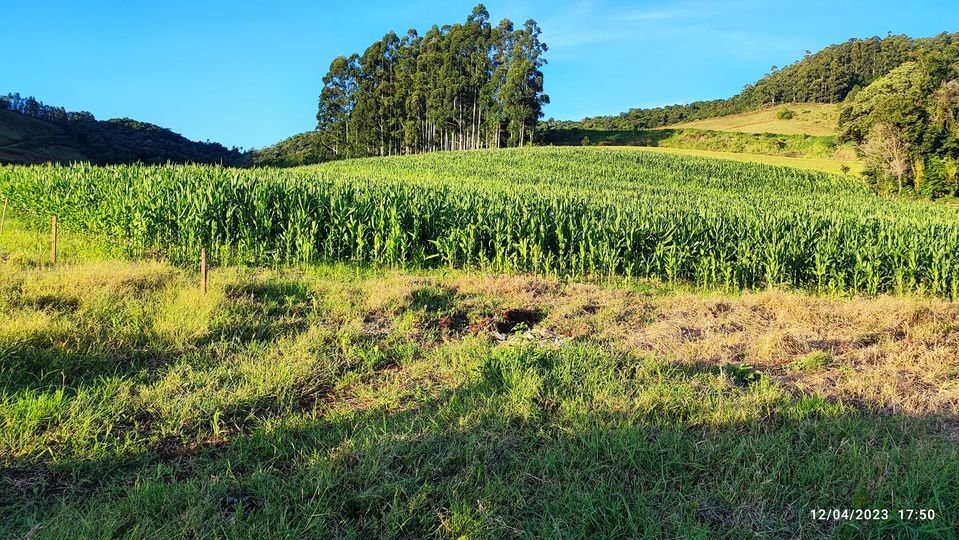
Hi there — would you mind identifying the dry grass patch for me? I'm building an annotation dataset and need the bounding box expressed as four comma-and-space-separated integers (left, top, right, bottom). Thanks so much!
597, 287, 959, 417
667, 103, 841, 136
430, 274, 959, 418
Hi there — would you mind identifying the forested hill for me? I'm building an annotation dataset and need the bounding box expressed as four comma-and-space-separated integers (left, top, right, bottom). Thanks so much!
569, 32, 959, 130
0, 93, 249, 166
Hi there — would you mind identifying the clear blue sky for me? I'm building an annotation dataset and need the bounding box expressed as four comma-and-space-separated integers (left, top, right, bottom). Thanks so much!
3, 0, 956, 149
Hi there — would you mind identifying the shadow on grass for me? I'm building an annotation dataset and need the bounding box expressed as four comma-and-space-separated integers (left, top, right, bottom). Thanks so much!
210, 279, 314, 344
0, 260, 952, 537
16, 294, 82, 314
407, 284, 472, 337
543, 127, 673, 147
2, 343, 957, 539
409, 285, 460, 313
0, 338, 182, 396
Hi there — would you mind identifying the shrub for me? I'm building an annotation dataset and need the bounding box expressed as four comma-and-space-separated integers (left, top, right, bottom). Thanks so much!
788, 351, 832, 371
919, 156, 959, 199
777, 108, 795, 120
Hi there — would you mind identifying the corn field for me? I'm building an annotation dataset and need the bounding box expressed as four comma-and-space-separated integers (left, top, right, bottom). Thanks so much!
3, 147, 959, 297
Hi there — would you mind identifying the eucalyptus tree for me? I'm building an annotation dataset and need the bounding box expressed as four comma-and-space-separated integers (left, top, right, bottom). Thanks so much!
315, 4, 548, 159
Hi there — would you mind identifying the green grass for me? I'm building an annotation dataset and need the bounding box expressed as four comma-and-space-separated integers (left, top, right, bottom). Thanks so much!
1, 216, 957, 538
0, 214, 115, 265
787, 351, 833, 372
667, 103, 841, 137
544, 126, 859, 168
619, 145, 863, 175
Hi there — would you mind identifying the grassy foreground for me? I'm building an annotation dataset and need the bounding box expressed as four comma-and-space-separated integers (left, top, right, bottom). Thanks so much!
1, 216, 957, 539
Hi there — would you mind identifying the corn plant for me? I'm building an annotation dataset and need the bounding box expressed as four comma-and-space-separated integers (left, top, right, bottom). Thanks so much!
3, 147, 959, 298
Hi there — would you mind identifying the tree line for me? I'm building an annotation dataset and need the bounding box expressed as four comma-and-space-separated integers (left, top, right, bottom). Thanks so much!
314, 4, 548, 160
1, 93, 96, 128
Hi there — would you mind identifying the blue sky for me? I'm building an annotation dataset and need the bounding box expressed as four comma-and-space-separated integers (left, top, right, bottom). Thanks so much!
3, 1, 956, 149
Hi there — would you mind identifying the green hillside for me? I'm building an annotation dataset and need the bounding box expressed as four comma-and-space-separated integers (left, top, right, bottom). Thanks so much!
541, 126, 859, 170
0, 96, 249, 166
544, 34, 959, 184
0, 109, 89, 163
260, 33, 959, 168
536, 34, 959, 174
614, 146, 862, 175
252, 131, 325, 167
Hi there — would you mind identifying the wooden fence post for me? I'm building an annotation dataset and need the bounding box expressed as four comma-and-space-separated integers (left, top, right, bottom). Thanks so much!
0, 199, 7, 235
200, 247, 208, 294
50, 216, 58, 265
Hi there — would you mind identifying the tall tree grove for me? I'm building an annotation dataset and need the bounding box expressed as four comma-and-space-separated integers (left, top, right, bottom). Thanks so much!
316, 4, 548, 159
